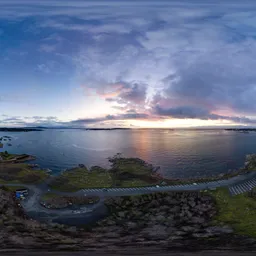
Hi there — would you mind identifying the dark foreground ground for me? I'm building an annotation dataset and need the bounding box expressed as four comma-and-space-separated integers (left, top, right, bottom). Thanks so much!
1, 249, 256, 256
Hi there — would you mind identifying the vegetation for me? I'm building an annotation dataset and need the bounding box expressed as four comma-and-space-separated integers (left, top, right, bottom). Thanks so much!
0, 163, 49, 184
208, 188, 256, 238
41, 192, 99, 202
0, 151, 17, 160
0, 128, 42, 132
108, 153, 159, 188
49, 166, 113, 192
0, 185, 27, 192
244, 154, 256, 171
48, 153, 256, 191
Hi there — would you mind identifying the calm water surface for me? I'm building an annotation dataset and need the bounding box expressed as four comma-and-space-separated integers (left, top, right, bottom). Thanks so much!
1, 129, 256, 178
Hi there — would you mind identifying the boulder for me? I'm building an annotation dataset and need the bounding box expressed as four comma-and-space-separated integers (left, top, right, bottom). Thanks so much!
126, 222, 137, 230
169, 206, 181, 213
192, 232, 214, 238
180, 226, 198, 233
140, 225, 168, 240
155, 215, 166, 222
189, 217, 206, 225
205, 226, 234, 235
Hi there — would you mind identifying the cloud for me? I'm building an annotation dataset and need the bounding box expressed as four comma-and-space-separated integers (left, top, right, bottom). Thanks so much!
154, 105, 256, 124
2, 1, 256, 126
39, 44, 57, 53
70, 112, 149, 125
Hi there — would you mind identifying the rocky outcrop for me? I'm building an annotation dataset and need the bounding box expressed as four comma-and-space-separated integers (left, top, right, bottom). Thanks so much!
1, 188, 256, 251
97, 192, 219, 240
244, 154, 256, 170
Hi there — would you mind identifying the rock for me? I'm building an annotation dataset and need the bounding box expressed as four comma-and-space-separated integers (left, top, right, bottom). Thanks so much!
169, 206, 181, 213
173, 230, 187, 236
166, 227, 178, 234
168, 236, 183, 241
126, 222, 137, 230
199, 196, 212, 202
78, 164, 85, 168
205, 226, 234, 235
105, 220, 116, 226
181, 226, 198, 233
159, 205, 170, 211
117, 211, 125, 218
66, 227, 77, 233
192, 232, 214, 238
140, 225, 168, 240
104, 232, 121, 238
155, 215, 166, 222
189, 217, 206, 225
188, 200, 196, 208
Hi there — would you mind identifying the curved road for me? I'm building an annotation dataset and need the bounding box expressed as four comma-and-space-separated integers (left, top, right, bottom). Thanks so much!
1, 170, 256, 221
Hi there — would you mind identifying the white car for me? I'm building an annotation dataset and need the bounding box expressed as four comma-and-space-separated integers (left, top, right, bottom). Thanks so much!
193, 183, 197, 185
156, 185, 160, 188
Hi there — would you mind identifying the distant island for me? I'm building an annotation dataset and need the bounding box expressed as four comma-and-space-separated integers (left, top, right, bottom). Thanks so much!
225, 128, 256, 132
0, 128, 43, 132
83, 128, 131, 131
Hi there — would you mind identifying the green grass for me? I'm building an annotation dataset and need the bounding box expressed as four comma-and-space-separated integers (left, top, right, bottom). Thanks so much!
0, 163, 49, 184
208, 187, 256, 238
40, 192, 100, 206
117, 179, 153, 188
0, 185, 27, 192
41, 192, 57, 200
0, 151, 16, 160
49, 167, 113, 192
109, 157, 154, 176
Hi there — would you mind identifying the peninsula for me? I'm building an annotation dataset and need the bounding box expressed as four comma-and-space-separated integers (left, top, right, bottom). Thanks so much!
0, 151, 256, 252
0, 127, 43, 132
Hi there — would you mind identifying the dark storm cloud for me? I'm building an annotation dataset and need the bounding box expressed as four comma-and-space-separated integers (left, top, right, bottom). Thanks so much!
154, 105, 256, 124
70, 112, 149, 124
103, 82, 147, 108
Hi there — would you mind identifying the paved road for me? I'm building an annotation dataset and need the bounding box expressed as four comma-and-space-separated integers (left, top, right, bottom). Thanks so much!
1, 170, 256, 220
51, 170, 256, 197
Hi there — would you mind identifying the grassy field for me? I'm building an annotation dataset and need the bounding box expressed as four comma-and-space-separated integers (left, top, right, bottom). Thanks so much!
48, 155, 161, 191
47, 154, 256, 191
209, 188, 256, 238
0, 163, 49, 184
40, 192, 100, 207
49, 167, 113, 192
0, 185, 27, 192
0, 151, 17, 160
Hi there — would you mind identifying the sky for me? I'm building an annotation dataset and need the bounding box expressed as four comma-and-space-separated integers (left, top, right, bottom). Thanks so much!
1, 0, 256, 128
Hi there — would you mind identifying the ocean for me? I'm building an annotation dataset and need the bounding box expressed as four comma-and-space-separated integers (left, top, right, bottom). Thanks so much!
1, 129, 256, 178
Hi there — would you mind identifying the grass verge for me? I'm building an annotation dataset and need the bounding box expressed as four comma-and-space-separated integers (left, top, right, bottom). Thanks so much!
208, 187, 256, 238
